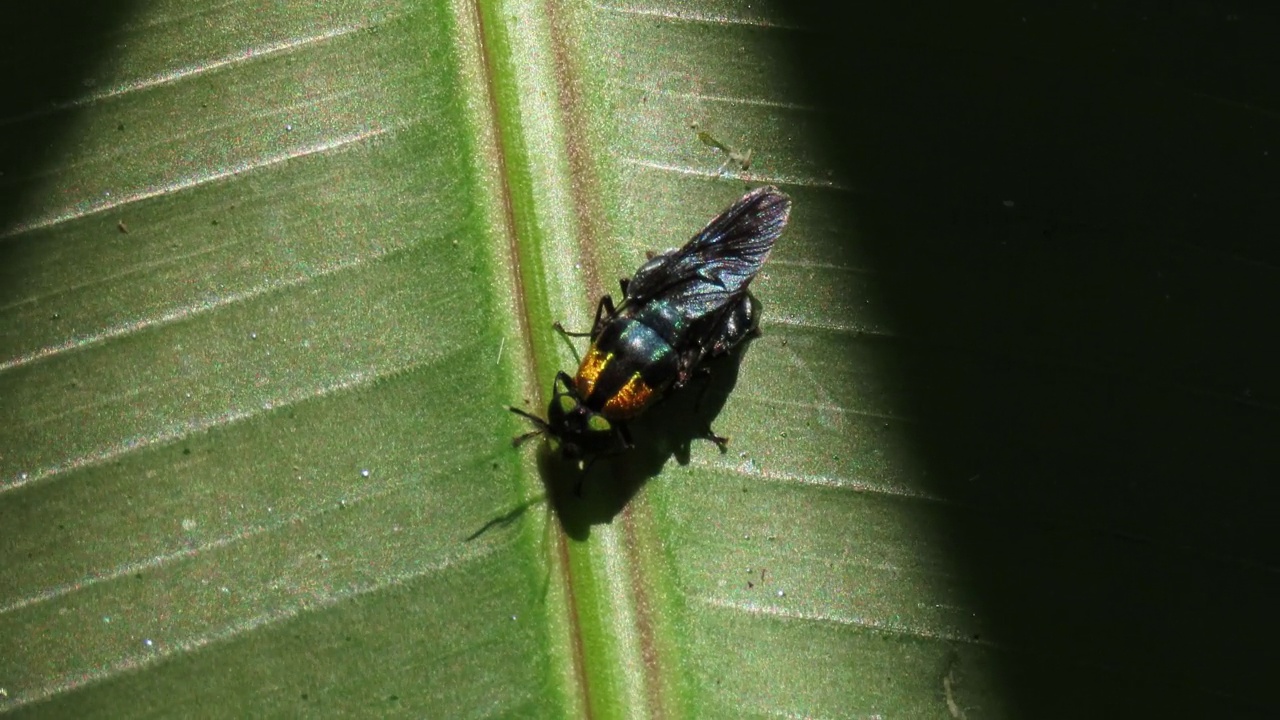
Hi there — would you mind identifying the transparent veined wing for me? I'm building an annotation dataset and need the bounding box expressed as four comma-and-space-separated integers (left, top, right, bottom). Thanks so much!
624, 186, 791, 319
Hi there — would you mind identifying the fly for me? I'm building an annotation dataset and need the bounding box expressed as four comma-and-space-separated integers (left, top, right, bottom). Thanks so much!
510, 185, 792, 464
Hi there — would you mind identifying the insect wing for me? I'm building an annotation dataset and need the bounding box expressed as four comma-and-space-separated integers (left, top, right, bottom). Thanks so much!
624, 186, 791, 317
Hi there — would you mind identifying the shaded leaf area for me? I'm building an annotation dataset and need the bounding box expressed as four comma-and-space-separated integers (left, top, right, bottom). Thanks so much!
0, 0, 564, 715
787, 3, 1280, 714
560, 0, 1280, 717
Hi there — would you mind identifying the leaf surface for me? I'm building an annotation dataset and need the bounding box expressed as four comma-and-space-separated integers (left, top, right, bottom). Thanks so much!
3, 1, 1278, 718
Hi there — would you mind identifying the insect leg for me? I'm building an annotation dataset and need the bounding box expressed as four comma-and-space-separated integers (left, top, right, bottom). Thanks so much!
702, 426, 730, 452
553, 294, 617, 337
591, 295, 618, 336
670, 342, 710, 390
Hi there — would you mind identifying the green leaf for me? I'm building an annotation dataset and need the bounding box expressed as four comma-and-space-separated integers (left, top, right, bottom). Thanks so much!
3, 1, 1278, 718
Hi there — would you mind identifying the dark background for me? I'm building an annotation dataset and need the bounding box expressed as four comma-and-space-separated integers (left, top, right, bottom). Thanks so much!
782, 2, 1280, 716
0, 4, 140, 238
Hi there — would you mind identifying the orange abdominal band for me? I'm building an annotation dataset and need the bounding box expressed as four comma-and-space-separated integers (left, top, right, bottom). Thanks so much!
603, 374, 655, 417
575, 346, 610, 398
575, 346, 656, 418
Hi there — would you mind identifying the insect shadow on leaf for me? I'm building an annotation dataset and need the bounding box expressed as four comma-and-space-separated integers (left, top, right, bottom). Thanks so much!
489, 318, 755, 542
464, 493, 547, 542
464, 491, 558, 607
544, 336, 752, 540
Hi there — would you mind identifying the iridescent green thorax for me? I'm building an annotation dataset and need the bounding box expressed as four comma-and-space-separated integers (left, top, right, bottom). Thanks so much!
575, 307, 681, 420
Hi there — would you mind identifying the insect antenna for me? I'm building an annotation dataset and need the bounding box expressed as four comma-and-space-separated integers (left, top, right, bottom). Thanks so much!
508, 406, 551, 446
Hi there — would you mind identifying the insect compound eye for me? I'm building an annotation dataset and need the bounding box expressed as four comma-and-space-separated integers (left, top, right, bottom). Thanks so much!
557, 394, 578, 415
586, 413, 612, 433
